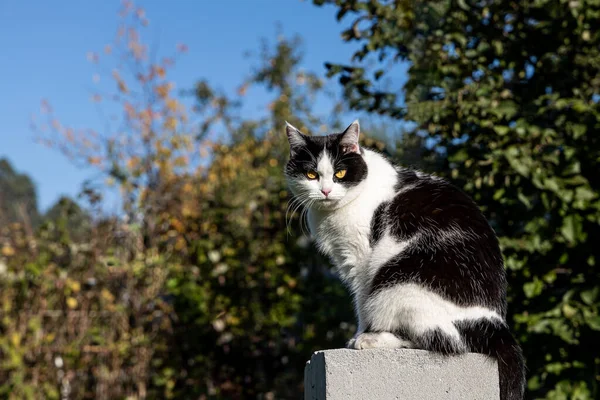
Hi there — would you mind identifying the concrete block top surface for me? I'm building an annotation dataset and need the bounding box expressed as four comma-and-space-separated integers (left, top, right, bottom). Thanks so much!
304, 348, 499, 400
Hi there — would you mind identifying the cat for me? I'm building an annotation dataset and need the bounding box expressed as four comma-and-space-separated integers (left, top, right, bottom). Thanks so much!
284, 120, 526, 400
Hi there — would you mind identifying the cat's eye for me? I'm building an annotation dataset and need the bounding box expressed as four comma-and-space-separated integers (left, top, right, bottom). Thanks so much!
306, 171, 318, 179
335, 169, 347, 179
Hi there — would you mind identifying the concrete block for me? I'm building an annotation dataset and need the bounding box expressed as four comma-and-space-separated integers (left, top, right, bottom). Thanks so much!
304, 348, 499, 400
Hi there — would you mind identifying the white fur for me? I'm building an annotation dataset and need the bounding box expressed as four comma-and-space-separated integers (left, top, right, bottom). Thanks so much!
369, 232, 416, 274
303, 148, 503, 347
316, 150, 335, 195
347, 332, 415, 350
364, 283, 503, 342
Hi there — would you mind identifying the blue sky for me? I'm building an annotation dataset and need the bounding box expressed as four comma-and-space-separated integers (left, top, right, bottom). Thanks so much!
0, 0, 406, 212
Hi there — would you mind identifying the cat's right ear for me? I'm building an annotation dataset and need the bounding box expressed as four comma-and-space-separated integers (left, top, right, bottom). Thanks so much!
340, 120, 361, 154
285, 122, 307, 156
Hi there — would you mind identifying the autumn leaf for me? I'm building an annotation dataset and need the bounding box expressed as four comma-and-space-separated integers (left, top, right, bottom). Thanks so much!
66, 297, 78, 309
166, 98, 179, 112
1, 244, 15, 257
155, 83, 172, 98
155, 66, 166, 78
87, 156, 102, 166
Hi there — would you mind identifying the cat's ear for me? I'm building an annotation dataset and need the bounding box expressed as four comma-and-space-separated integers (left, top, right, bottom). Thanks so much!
340, 120, 361, 154
285, 121, 307, 156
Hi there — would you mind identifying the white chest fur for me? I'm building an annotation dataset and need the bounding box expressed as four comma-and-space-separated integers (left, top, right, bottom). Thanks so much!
308, 198, 373, 285
307, 150, 398, 293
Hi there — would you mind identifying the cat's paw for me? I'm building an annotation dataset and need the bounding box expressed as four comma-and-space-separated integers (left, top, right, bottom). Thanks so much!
346, 336, 357, 349
349, 332, 415, 350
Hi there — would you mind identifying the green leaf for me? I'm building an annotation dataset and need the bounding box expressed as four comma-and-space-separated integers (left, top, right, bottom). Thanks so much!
570, 123, 587, 139
574, 186, 596, 202
493, 101, 518, 119
518, 192, 532, 209
586, 316, 600, 331
580, 288, 599, 305
494, 125, 510, 135
561, 214, 584, 244
524, 278, 544, 298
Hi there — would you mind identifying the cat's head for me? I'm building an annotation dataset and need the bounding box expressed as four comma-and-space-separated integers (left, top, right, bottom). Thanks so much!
284, 120, 368, 210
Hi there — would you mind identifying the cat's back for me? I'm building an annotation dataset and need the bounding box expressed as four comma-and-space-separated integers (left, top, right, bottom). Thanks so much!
382, 169, 495, 240
369, 169, 507, 315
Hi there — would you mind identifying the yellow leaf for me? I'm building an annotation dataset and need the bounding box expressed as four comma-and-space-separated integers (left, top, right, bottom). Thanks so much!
155, 83, 171, 98
164, 117, 178, 131
10, 333, 20, 347
226, 315, 240, 326
1, 245, 15, 256
69, 280, 81, 293
166, 98, 178, 112
174, 156, 188, 167
175, 237, 186, 251
101, 289, 115, 302
66, 297, 78, 309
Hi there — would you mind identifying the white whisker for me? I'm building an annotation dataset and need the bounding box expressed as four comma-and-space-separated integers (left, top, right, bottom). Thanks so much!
285, 189, 314, 237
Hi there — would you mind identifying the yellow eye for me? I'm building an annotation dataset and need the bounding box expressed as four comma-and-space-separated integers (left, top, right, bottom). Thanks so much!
306, 171, 318, 179
335, 169, 347, 179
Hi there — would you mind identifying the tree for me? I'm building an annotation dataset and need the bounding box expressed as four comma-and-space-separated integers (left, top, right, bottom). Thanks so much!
32, 0, 201, 249
315, 0, 600, 398
43, 196, 92, 241
0, 158, 40, 231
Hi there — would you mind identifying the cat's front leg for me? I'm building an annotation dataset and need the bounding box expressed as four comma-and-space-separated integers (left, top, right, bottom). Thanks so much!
348, 332, 415, 350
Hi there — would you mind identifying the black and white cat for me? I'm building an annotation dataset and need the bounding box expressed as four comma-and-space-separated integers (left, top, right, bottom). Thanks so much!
285, 120, 525, 400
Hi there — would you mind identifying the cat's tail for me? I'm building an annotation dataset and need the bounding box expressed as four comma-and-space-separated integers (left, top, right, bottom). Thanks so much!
457, 319, 526, 400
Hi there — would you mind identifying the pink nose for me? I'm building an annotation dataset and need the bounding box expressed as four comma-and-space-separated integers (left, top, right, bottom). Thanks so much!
321, 189, 331, 197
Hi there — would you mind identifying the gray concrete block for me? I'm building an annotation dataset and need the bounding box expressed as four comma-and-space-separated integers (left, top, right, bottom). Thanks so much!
304, 348, 499, 400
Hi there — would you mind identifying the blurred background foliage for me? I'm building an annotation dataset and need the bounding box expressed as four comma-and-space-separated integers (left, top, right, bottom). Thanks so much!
1, 0, 599, 399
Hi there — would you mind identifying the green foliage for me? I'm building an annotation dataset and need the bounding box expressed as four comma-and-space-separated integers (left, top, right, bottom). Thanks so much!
0, 158, 40, 229
315, 0, 600, 398
0, 221, 175, 399
151, 34, 359, 398
43, 196, 92, 242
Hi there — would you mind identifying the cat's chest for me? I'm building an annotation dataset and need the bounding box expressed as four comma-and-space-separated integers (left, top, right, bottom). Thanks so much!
308, 201, 375, 268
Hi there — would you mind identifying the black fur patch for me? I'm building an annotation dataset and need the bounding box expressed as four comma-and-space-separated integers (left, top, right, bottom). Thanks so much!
369, 202, 388, 247
395, 168, 421, 189
416, 328, 465, 355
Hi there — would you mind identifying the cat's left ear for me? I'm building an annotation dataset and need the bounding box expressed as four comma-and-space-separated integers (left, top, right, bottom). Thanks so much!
340, 120, 361, 154
285, 121, 308, 156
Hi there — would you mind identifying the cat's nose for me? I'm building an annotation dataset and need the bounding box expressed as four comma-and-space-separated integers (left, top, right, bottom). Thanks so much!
321, 188, 331, 197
